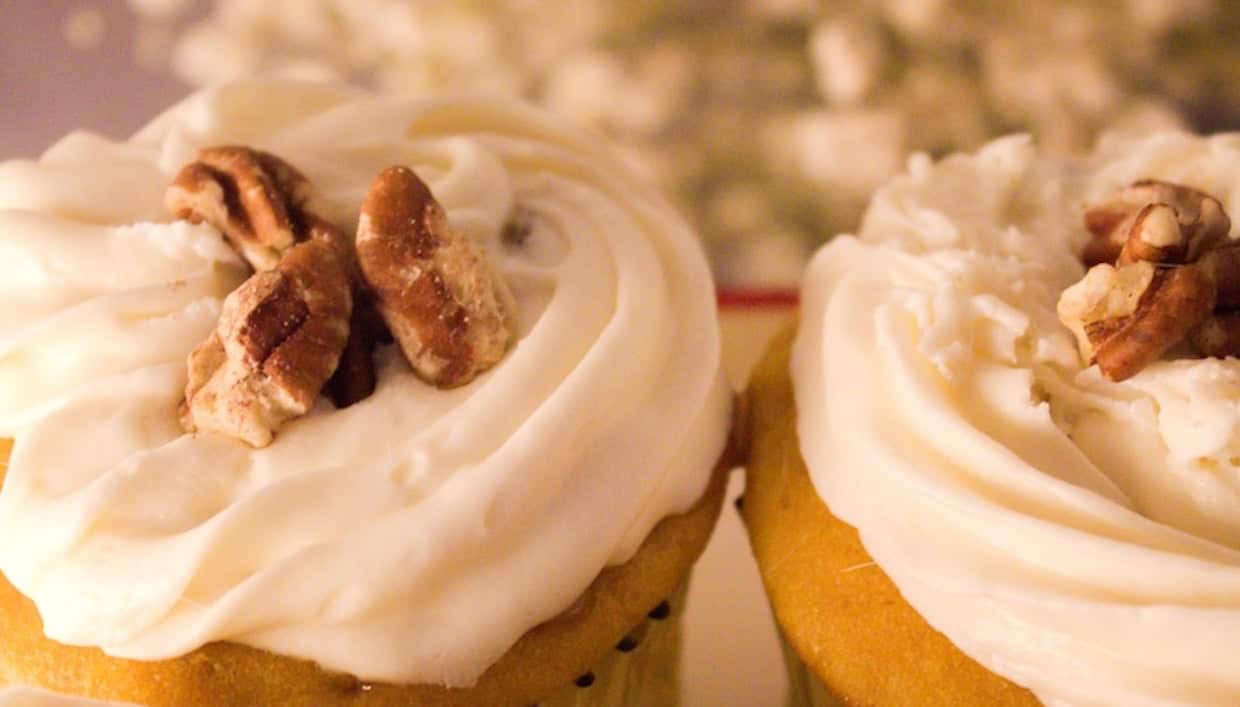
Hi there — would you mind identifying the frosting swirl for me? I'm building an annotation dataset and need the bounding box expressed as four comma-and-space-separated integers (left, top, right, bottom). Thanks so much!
793, 134, 1240, 706
0, 80, 730, 686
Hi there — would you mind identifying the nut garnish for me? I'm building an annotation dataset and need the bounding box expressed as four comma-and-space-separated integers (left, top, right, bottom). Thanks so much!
1189, 312, 1240, 358
1061, 179, 1237, 381
166, 146, 319, 272
1059, 262, 1215, 381
172, 152, 517, 444
1082, 179, 1230, 267
170, 147, 379, 446
357, 166, 515, 388
169, 146, 378, 414
1198, 244, 1240, 310
326, 303, 381, 408
181, 226, 354, 447
1117, 203, 1192, 266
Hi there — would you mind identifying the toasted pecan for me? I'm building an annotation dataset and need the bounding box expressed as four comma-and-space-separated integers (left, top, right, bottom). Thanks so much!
1083, 179, 1230, 267
1064, 180, 1238, 380
1088, 264, 1216, 381
170, 146, 379, 414
166, 146, 319, 271
182, 226, 354, 447
357, 166, 515, 388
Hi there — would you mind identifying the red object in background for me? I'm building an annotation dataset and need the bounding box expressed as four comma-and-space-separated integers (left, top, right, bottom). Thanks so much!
717, 288, 799, 310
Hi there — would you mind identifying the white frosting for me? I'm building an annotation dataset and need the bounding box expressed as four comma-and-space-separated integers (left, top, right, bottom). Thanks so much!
0, 80, 729, 687
793, 133, 1240, 706
0, 687, 138, 707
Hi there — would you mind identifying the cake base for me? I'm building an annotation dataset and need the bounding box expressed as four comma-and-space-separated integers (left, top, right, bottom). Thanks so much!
0, 436, 729, 707
742, 326, 1040, 706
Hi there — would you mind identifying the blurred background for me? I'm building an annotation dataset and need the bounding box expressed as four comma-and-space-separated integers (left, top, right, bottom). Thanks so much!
3, 0, 1240, 288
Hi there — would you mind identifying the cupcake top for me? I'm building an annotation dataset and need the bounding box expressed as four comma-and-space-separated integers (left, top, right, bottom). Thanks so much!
792, 132, 1240, 705
0, 80, 730, 686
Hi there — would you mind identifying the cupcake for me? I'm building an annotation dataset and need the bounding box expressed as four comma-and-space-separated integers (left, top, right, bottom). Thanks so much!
0, 79, 734, 706
744, 132, 1240, 705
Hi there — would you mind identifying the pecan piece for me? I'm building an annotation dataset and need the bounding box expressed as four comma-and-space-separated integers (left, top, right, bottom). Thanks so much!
1065, 179, 1238, 379
1082, 179, 1231, 266
1117, 203, 1190, 265
1190, 312, 1240, 358
357, 166, 515, 388
326, 301, 381, 407
168, 146, 378, 409
1198, 243, 1240, 310
182, 227, 353, 447
166, 146, 318, 271
1058, 261, 1216, 382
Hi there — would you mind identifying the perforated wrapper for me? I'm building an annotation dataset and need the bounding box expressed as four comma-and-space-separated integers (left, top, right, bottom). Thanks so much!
0, 582, 690, 706
537, 581, 687, 707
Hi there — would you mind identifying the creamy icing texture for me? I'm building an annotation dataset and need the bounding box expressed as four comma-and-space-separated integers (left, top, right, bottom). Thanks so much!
0, 80, 730, 686
792, 133, 1240, 706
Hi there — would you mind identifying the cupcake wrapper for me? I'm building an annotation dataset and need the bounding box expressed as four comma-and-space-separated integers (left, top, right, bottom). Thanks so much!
778, 629, 845, 707
537, 581, 688, 707
0, 582, 691, 707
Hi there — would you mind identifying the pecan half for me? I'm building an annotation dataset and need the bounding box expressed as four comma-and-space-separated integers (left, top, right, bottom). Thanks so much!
1082, 179, 1231, 267
1117, 203, 1190, 265
182, 226, 354, 447
166, 146, 317, 271
1064, 179, 1240, 379
1058, 261, 1216, 382
168, 146, 378, 409
357, 166, 515, 388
